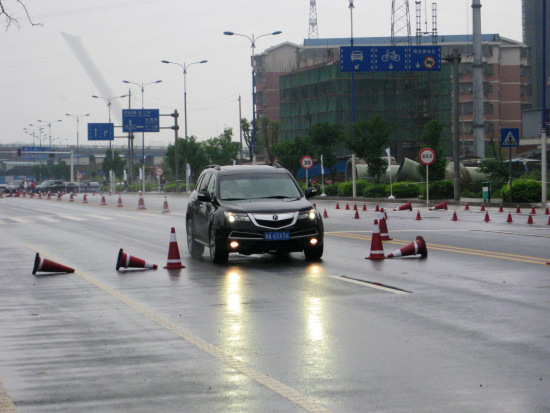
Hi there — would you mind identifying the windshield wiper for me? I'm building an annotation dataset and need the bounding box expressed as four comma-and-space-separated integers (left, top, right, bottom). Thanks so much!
222, 197, 247, 201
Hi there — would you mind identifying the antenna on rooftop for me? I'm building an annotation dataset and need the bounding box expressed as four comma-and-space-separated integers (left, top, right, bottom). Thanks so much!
308, 0, 319, 39
391, 0, 412, 46
414, 1, 438, 45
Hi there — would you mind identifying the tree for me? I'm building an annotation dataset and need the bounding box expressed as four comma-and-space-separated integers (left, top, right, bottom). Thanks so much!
1, 1, 39, 29
202, 128, 240, 166
477, 158, 509, 188
164, 136, 207, 182
272, 135, 313, 176
241, 118, 264, 160
418, 119, 447, 181
346, 115, 394, 184
101, 149, 126, 181
256, 116, 281, 163
307, 122, 345, 181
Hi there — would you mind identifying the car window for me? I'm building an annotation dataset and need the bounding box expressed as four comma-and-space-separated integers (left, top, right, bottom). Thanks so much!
219, 173, 301, 201
197, 173, 211, 192
207, 175, 217, 199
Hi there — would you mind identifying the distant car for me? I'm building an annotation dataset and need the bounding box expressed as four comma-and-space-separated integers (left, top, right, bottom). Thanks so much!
65, 182, 78, 193
79, 181, 101, 193
6, 180, 24, 192
37, 180, 65, 194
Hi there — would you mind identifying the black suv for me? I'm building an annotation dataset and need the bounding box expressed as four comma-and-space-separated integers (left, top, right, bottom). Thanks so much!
186, 164, 324, 264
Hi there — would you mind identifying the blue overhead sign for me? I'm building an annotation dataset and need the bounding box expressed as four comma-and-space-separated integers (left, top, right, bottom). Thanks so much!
88, 123, 114, 141
500, 128, 520, 147
122, 109, 160, 133
341, 45, 441, 72
21, 146, 49, 161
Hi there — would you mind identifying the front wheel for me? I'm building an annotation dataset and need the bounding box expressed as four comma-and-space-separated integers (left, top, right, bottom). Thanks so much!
304, 242, 324, 261
209, 226, 228, 264
186, 219, 205, 258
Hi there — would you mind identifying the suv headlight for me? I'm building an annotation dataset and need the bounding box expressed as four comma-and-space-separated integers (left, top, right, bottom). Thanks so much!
298, 209, 317, 220
224, 211, 250, 223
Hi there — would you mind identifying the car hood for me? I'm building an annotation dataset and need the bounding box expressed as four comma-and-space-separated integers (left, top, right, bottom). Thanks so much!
223, 198, 313, 213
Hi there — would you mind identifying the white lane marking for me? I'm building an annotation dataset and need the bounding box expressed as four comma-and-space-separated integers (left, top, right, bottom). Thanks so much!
58, 215, 87, 221
84, 214, 114, 220
329, 275, 410, 295
9, 217, 29, 224
36, 217, 60, 223
136, 212, 167, 218
113, 214, 141, 219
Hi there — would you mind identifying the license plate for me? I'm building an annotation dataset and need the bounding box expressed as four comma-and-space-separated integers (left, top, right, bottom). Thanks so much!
264, 231, 290, 241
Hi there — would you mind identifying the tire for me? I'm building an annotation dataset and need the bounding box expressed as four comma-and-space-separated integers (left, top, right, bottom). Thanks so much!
304, 242, 323, 261
186, 219, 204, 258
209, 226, 228, 264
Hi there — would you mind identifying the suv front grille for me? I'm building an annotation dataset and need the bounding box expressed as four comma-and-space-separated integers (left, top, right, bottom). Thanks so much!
255, 218, 294, 229
249, 212, 297, 229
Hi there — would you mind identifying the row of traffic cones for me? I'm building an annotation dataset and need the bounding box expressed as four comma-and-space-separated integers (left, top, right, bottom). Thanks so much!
32, 227, 185, 275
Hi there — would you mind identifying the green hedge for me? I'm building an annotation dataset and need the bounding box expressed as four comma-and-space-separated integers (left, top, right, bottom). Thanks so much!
419, 180, 454, 199
362, 183, 388, 198
390, 181, 421, 198
500, 179, 548, 203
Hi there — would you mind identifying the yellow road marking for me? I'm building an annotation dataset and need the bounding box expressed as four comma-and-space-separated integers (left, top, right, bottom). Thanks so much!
327, 232, 549, 265
25, 245, 332, 413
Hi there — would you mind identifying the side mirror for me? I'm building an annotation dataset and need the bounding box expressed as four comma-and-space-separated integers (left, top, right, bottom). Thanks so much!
305, 187, 317, 199
197, 190, 212, 203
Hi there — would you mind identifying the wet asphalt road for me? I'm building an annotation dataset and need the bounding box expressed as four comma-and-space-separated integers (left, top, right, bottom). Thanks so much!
1, 193, 549, 412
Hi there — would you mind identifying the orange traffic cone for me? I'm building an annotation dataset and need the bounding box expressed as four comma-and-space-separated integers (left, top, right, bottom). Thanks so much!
366, 219, 385, 260
335, 202, 340, 209
37, 192, 42, 199
527, 215, 534, 224
464, 202, 469, 210
162, 196, 170, 213
345, 203, 350, 210
69, 193, 74, 202
137, 194, 146, 210
47, 192, 51, 200
545, 207, 549, 215
415, 210, 422, 220
506, 212, 513, 223
484, 211, 491, 222
498, 204, 503, 213
82, 194, 88, 203
386, 236, 428, 259
57, 192, 62, 201
354, 210, 360, 219
480, 204, 485, 212
32, 253, 74, 275
393, 201, 412, 211
101, 194, 107, 205
375, 203, 380, 212
362, 203, 367, 211
116, 248, 157, 271
430, 200, 447, 210
164, 227, 185, 269
323, 209, 329, 218
451, 210, 458, 221
379, 216, 392, 240
117, 194, 123, 207
530, 206, 536, 214
547, 216, 550, 225
516, 205, 521, 213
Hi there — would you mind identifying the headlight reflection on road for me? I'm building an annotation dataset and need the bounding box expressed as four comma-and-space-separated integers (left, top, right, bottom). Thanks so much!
307, 297, 324, 342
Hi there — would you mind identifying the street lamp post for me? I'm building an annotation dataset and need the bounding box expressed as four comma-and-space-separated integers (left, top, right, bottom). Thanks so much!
223, 30, 282, 164
122, 80, 162, 166
37, 119, 62, 165
65, 113, 90, 181
161, 60, 207, 141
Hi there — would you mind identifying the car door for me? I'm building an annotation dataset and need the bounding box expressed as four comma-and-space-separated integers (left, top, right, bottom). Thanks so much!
189, 172, 211, 243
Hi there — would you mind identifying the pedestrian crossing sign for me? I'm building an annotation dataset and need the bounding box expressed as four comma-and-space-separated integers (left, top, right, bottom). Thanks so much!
500, 128, 520, 147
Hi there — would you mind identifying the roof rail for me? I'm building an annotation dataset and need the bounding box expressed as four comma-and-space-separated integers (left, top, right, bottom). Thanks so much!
205, 165, 220, 170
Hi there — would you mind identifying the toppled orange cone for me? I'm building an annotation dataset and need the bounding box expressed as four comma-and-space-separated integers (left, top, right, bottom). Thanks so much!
32, 253, 74, 275
164, 227, 185, 269
430, 201, 447, 210
386, 236, 428, 259
116, 249, 157, 271
393, 201, 412, 211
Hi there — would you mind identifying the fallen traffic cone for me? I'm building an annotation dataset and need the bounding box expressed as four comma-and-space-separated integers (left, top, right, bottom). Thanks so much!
498, 204, 503, 213
483, 211, 490, 222
430, 200, 447, 210
393, 201, 412, 211
163, 227, 185, 269
506, 212, 513, 223
116, 248, 157, 271
530, 206, 536, 214
451, 210, 458, 221
345, 203, 350, 210
70, 193, 74, 202
527, 214, 534, 224
101, 194, 107, 205
480, 204, 485, 212
137, 194, 146, 210
162, 196, 170, 213
335, 202, 340, 209
386, 236, 428, 259
415, 210, 422, 220
379, 217, 392, 240
362, 203, 367, 211
464, 202, 469, 210
323, 209, 328, 218
375, 203, 380, 212
82, 194, 88, 203
32, 253, 74, 275
516, 205, 521, 213
117, 194, 123, 207
354, 210, 360, 219
366, 219, 385, 260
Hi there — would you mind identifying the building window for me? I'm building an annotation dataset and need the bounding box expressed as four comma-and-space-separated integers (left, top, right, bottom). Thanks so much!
521, 65, 531, 77
459, 62, 473, 75
460, 101, 473, 114
484, 102, 493, 114
483, 63, 494, 76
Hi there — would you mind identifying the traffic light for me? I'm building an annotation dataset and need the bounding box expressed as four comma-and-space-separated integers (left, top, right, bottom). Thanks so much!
17, 148, 21, 156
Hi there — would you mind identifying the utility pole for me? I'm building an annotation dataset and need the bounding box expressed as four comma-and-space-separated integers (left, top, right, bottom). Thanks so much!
445, 49, 462, 201
472, 0, 485, 158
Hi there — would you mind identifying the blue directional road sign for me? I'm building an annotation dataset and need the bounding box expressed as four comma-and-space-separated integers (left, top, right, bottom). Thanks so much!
122, 109, 160, 133
88, 123, 114, 141
21, 146, 49, 161
341, 45, 441, 72
501, 128, 520, 147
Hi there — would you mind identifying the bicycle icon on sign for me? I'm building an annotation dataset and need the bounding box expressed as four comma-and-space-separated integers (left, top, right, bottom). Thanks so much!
381, 50, 401, 62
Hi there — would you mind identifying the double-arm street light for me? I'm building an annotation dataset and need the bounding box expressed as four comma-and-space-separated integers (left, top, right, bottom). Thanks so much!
223, 30, 282, 164
37, 119, 62, 150
92, 94, 127, 153
65, 113, 90, 173
122, 79, 162, 165
161, 60, 207, 140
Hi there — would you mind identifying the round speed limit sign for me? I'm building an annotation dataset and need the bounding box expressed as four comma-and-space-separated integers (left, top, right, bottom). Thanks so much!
419, 148, 436, 166
155, 166, 164, 176
300, 155, 314, 170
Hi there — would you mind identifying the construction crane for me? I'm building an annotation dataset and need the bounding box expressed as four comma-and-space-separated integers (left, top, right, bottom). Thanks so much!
308, 0, 319, 39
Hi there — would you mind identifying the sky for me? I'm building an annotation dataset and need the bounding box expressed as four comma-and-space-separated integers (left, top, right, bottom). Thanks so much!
0, 0, 523, 150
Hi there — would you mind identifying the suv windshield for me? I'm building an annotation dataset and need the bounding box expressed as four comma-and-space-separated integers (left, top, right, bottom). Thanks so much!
219, 173, 302, 201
